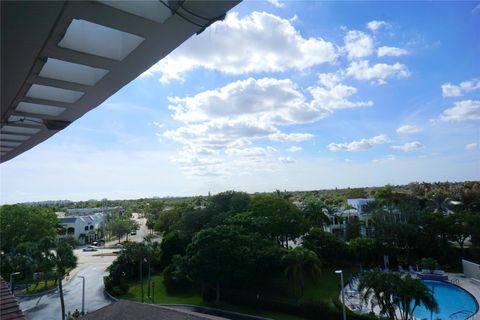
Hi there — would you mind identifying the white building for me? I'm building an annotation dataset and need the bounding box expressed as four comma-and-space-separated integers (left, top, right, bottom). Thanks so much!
57, 212, 106, 244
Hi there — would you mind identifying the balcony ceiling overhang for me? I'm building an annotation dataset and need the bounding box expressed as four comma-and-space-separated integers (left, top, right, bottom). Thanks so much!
1, 0, 240, 163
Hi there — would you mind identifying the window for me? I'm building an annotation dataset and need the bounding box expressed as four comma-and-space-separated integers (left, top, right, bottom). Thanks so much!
84, 226, 89, 231
90, 225, 94, 230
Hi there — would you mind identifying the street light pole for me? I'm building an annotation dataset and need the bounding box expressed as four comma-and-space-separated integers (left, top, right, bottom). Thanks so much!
78, 276, 85, 314
9, 272, 20, 292
140, 258, 144, 303
335, 270, 347, 320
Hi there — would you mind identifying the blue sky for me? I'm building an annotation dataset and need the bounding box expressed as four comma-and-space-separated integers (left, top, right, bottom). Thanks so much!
1, 1, 480, 204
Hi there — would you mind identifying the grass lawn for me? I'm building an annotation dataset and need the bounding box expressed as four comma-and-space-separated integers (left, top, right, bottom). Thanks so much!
117, 274, 307, 320
303, 267, 358, 304
26, 279, 57, 294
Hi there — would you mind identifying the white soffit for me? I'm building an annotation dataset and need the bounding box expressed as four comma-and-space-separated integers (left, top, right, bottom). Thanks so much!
26, 84, 84, 103
8, 115, 43, 125
58, 19, 145, 61
99, 1, 172, 24
0, 133, 31, 141
39, 58, 109, 86
1, 125, 41, 135
0, 141, 22, 147
16, 101, 66, 116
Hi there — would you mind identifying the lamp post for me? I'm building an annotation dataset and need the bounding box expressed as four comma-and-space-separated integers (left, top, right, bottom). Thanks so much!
9, 272, 20, 292
335, 270, 347, 320
78, 276, 85, 314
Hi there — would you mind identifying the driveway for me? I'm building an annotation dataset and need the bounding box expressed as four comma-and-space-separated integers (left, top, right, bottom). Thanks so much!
20, 213, 151, 319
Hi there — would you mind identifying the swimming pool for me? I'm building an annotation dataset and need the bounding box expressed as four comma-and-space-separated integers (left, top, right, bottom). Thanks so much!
412, 280, 478, 320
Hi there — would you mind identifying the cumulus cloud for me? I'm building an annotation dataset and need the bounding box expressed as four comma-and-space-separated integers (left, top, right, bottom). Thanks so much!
465, 143, 479, 150
396, 125, 422, 134
327, 134, 389, 152
267, 0, 284, 8
366, 20, 390, 31
344, 30, 374, 60
278, 156, 296, 163
392, 141, 424, 152
269, 133, 314, 142
441, 79, 480, 97
346, 60, 410, 84
309, 83, 373, 110
143, 11, 337, 83
377, 46, 408, 57
287, 146, 302, 153
438, 100, 480, 122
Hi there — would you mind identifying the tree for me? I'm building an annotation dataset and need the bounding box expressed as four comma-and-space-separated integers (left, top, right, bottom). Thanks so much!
186, 226, 255, 303
302, 228, 348, 266
349, 237, 376, 266
248, 194, 305, 248
282, 247, 321, 297
358, 270, 437, 320
302, 198, 330, 229
106, 216, 138, 243
0, 205, 57, 254
53, 239, 77, 320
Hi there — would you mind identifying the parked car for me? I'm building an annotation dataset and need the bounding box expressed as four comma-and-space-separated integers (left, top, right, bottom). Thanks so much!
130, 231, 137, 235
83, 245, 98, 252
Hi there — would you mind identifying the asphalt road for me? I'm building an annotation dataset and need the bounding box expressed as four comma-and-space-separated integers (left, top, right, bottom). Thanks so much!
20, 213, 149, 319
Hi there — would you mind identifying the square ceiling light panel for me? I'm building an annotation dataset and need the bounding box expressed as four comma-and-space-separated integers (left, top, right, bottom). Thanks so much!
26, 84, 84, 103
16, 102, 66, 116
99, 1, 172, 23
0, 133, 31, 141
58, 19, 145, 61
39, 58, 109, 86
8, 115, 43, 125
0, 141, 22, 147
0, 125, 41, 135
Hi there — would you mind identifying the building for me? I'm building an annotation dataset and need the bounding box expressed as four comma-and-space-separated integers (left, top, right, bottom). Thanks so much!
57, 212, 106, 244
327, 198, 374, 237
0, 276, 25, 320
66, 206, 123, 216
347, 198, 374, 216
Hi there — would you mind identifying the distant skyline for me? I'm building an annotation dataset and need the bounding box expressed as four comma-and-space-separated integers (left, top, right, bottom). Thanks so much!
1, 1, 479, 204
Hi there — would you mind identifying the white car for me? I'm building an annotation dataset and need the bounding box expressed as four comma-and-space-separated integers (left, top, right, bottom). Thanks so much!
83, 245, 98, 252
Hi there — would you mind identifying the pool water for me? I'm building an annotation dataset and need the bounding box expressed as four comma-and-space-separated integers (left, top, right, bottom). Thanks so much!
412, 280, 478, 320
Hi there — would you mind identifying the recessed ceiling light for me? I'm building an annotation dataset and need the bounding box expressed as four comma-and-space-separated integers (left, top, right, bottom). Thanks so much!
0, 133, 30, 141
16, 102, 66, 116
58, 19, 145, 61
0, 125, 40, 135
39, 58, 109, 86
99, 1, 172, 23
26, 84, 84, 103
0, 141, 21, 147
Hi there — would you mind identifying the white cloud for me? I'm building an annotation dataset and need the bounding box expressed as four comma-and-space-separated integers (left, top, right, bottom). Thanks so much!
366, 20, 390, 31
309, 83, 373, 110
372, 155, 396, 163
377, 46, 408, 57
465, 143, 479, 150
328, 134, 389, 152
346, 60, 410, 83
392, 141, 424, 152
143, 11, 337, 83
225, 147, 274, 157
148, 121, 164, 128
396, 125, 422, 134
344, 30, 374, 60
267, 0, 284, 8
438, 100, 480, 122
269, 133, 314, 142
278, 156, 296, 163
287, 146, 302, 153
441, 79, 480, 97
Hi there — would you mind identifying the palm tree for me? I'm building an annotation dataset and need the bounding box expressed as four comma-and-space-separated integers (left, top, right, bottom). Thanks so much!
396, 274, 438, 320
303, 199, 330, 229
282, 247, 321, 297
54, 238, 77, 320
358, 270, 438, 320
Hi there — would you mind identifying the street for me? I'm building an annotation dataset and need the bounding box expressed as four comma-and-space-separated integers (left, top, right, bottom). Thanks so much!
19, 213, 148, 319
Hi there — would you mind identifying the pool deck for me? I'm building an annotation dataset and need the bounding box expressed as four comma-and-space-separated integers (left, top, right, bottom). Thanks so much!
341, 272, 480, 319
449, 273, 480, 319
